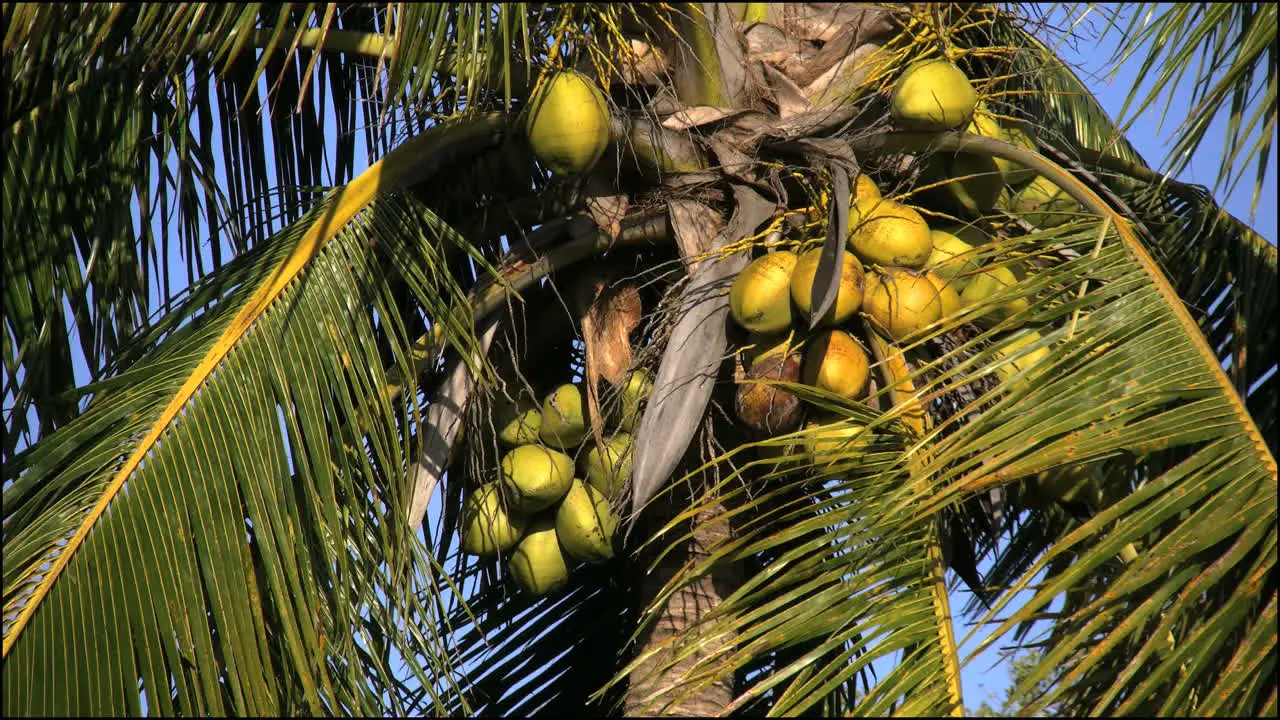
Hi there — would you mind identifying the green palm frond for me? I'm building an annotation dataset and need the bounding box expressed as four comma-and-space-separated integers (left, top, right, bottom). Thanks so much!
963, 10, 1278, 451
1090, 2, 1277, 217
2, 115, 509, 715
3, 2, 547, 453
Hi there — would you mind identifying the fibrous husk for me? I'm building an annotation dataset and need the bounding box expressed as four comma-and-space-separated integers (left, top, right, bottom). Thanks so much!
736, 340, 805, 435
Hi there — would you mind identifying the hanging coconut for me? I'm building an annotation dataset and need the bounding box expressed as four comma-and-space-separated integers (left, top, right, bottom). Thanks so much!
1005, 175, 1079, 228
555, 479, 618, 563
539, 383, 590, 449
790, 248, 866, 327
729, 251, 799, 334
959, 263, 1029, 326
925, 271, 964, 319
847, 197, 933, 268
615, 369, 653, 433
992, 329, 1050, 390
500, 444, 575, 514
924, 229, 981, 289
862, 268, 943, 342
523, 70, 611, 176
802, 329, 871, 400
890, 59, 977, 131
803, 418, 871, 465
508, 514, 571, 597
495, 394, 543, 447
736, 336, 805, 435
582, 432, 634, 501
461, 482, 527, 556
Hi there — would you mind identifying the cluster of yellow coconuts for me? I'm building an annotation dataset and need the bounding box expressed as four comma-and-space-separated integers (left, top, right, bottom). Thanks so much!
725, 58, 1073, 465
460, 370, 653, 596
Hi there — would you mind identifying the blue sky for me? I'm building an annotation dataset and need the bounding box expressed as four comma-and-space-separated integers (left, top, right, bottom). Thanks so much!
5, 4, 1277, 714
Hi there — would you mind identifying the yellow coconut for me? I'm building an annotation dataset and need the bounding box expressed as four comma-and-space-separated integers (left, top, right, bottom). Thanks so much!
461, 482, 527, 556
853, 173, 882, 203
925, 229, 980, 289
523, 71, 610, 176
847, 197, 933, 267
862, 267, 943, 342
1006, 175, 1079, 228
729, 251, 799, 334
495, 395, 543, 447
582, 432, 633, 501
890, 59, 977, 131
508, 514, 570, 597
992, 330, 1050, 389
790, 248, 866, 326
539, 383, 589, 449
802, 329, 871, 400
803, 418, 871, 464
959, 263, 1029, 326
555, 479, 617, 563
616, 368, 653, 432
925, 271, 963, 318
500, 444, 575, 514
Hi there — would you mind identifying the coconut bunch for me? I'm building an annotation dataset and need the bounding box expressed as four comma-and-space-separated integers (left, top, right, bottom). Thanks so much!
446, 6, 1105, 595
459, 370, 653, 597
711, 54, 1082, 507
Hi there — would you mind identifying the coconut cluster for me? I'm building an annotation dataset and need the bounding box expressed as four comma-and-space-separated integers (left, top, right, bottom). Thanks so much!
722, 58, 1073, 470
461, 370, 652, 597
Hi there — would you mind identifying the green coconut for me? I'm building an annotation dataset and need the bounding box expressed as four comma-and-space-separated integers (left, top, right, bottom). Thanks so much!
555, 479, 618, 563
461, 482, 527, 556
730, 251, 799, 333
890, 59, 977, 131
1006, 175, 1079, 228
941, 221, 994, 248
992, 330, 1050, 390
966, 110, 1037, 186
959, 263, 1029, 326
790, 248, 866, 327
508, 514, 570, 597
523, 71, 610, 176
500, 444, 575, 514
582, 433, 634, 501
942, 151, 1005, 217
847, 197, 933, 267
925, 229, 980, 289
539, 383, 590, 449
495, 394, 543, 447
616, 369, 653, 432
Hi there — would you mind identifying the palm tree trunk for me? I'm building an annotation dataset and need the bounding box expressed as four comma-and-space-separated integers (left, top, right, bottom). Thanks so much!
626, 495, 739, 717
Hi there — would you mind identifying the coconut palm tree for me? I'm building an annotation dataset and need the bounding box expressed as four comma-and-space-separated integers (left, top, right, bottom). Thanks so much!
3, 2, 1275, 716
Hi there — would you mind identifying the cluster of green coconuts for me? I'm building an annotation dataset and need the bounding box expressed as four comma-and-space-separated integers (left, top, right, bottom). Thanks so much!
469, 62, 1091, 587
460, 371, 653, 596
727, 58, 1081, 473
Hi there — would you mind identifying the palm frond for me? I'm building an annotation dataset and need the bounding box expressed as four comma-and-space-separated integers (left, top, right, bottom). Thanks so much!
2, 116, 508, 715
962, 8, 1278, 450
1090, 2, 1277, 217
3, 2, 548, 454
